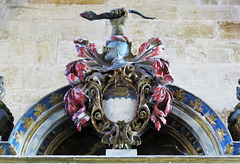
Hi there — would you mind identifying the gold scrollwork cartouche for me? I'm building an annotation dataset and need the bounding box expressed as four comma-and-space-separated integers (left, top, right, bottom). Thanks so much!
87, 66, 152, 149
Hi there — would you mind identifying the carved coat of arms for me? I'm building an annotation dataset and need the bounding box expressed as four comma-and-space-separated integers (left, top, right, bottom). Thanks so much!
64, 8, 174, 149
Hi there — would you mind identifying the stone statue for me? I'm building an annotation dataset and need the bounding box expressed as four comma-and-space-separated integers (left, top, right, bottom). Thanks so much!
228, 79, 240, 140
0, 76, 14, 141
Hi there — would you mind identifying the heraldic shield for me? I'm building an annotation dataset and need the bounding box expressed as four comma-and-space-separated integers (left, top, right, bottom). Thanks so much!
64, 8, 174, 149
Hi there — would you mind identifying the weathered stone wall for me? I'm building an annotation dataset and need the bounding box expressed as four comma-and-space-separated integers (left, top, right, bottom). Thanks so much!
0, 0, 239, 124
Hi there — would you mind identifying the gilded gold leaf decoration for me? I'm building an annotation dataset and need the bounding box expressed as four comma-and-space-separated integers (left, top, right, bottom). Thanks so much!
189, 99, 203, 113
216, 128, 226, 142
172, 90, 186, 102
39, 145, 46, 152
204, 113, 217, 126
196, 146, 203, 153
13, 130, 24, 145
0, 145, 6, 155
34, 104, 47, 118
51, 130, 57, 136
225, 144, 234, 155
9, 144, 16, 155
22, 116, 34, 130
49, 93, 64, 106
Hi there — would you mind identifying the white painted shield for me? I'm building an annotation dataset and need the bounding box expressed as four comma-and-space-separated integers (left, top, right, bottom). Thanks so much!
102, 86, 137, 123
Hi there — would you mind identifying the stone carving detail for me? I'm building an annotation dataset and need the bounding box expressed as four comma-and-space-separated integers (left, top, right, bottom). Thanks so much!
63, 8, 173, 149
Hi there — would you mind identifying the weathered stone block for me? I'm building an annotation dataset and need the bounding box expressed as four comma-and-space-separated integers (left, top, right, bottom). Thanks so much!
125, 21, 157, 40
21, 65, 66, 89
228, 0, 240, 5
36, 41, 57, 64
151, 20, 217, 39
28, 0, 106, 5
56, 40, 78, 64
199, 0, 228, 5
2, 0, 27, 6
0, 41, 36, 64
107, 0, 199, 6
183, 39, 240, 64
185, 40, 207, 64
58, 19, 107, 40
162, 39, 187, 64
218, 21, 240, 40
0, 65, 25, 89
206, 48, 232, 63
178, 6, 240, 20
18, 20, 60, 41
0, 20, 20, 40
0, 5, 8, 19
0, 28, 10, 40
232, 46, 240, 63
15, 5, 76, 20
130, 6, 178, 20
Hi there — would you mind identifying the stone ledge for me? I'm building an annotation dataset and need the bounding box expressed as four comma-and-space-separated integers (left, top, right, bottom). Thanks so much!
1, 155, 240, 163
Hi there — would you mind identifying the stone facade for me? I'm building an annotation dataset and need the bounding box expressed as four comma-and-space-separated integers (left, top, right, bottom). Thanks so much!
0, 0, 239, 124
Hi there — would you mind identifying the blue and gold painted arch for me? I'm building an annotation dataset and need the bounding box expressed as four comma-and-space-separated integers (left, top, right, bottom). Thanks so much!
168, 85, 236, 155
0, 85, 71, 155
0, 84, 240, 155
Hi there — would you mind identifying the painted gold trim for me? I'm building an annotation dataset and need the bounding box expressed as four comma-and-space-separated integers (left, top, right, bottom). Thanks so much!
173, 101, 222, 155
20, 103, 64, 155
162, 125, 197, 155
45, 127, 77, 155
